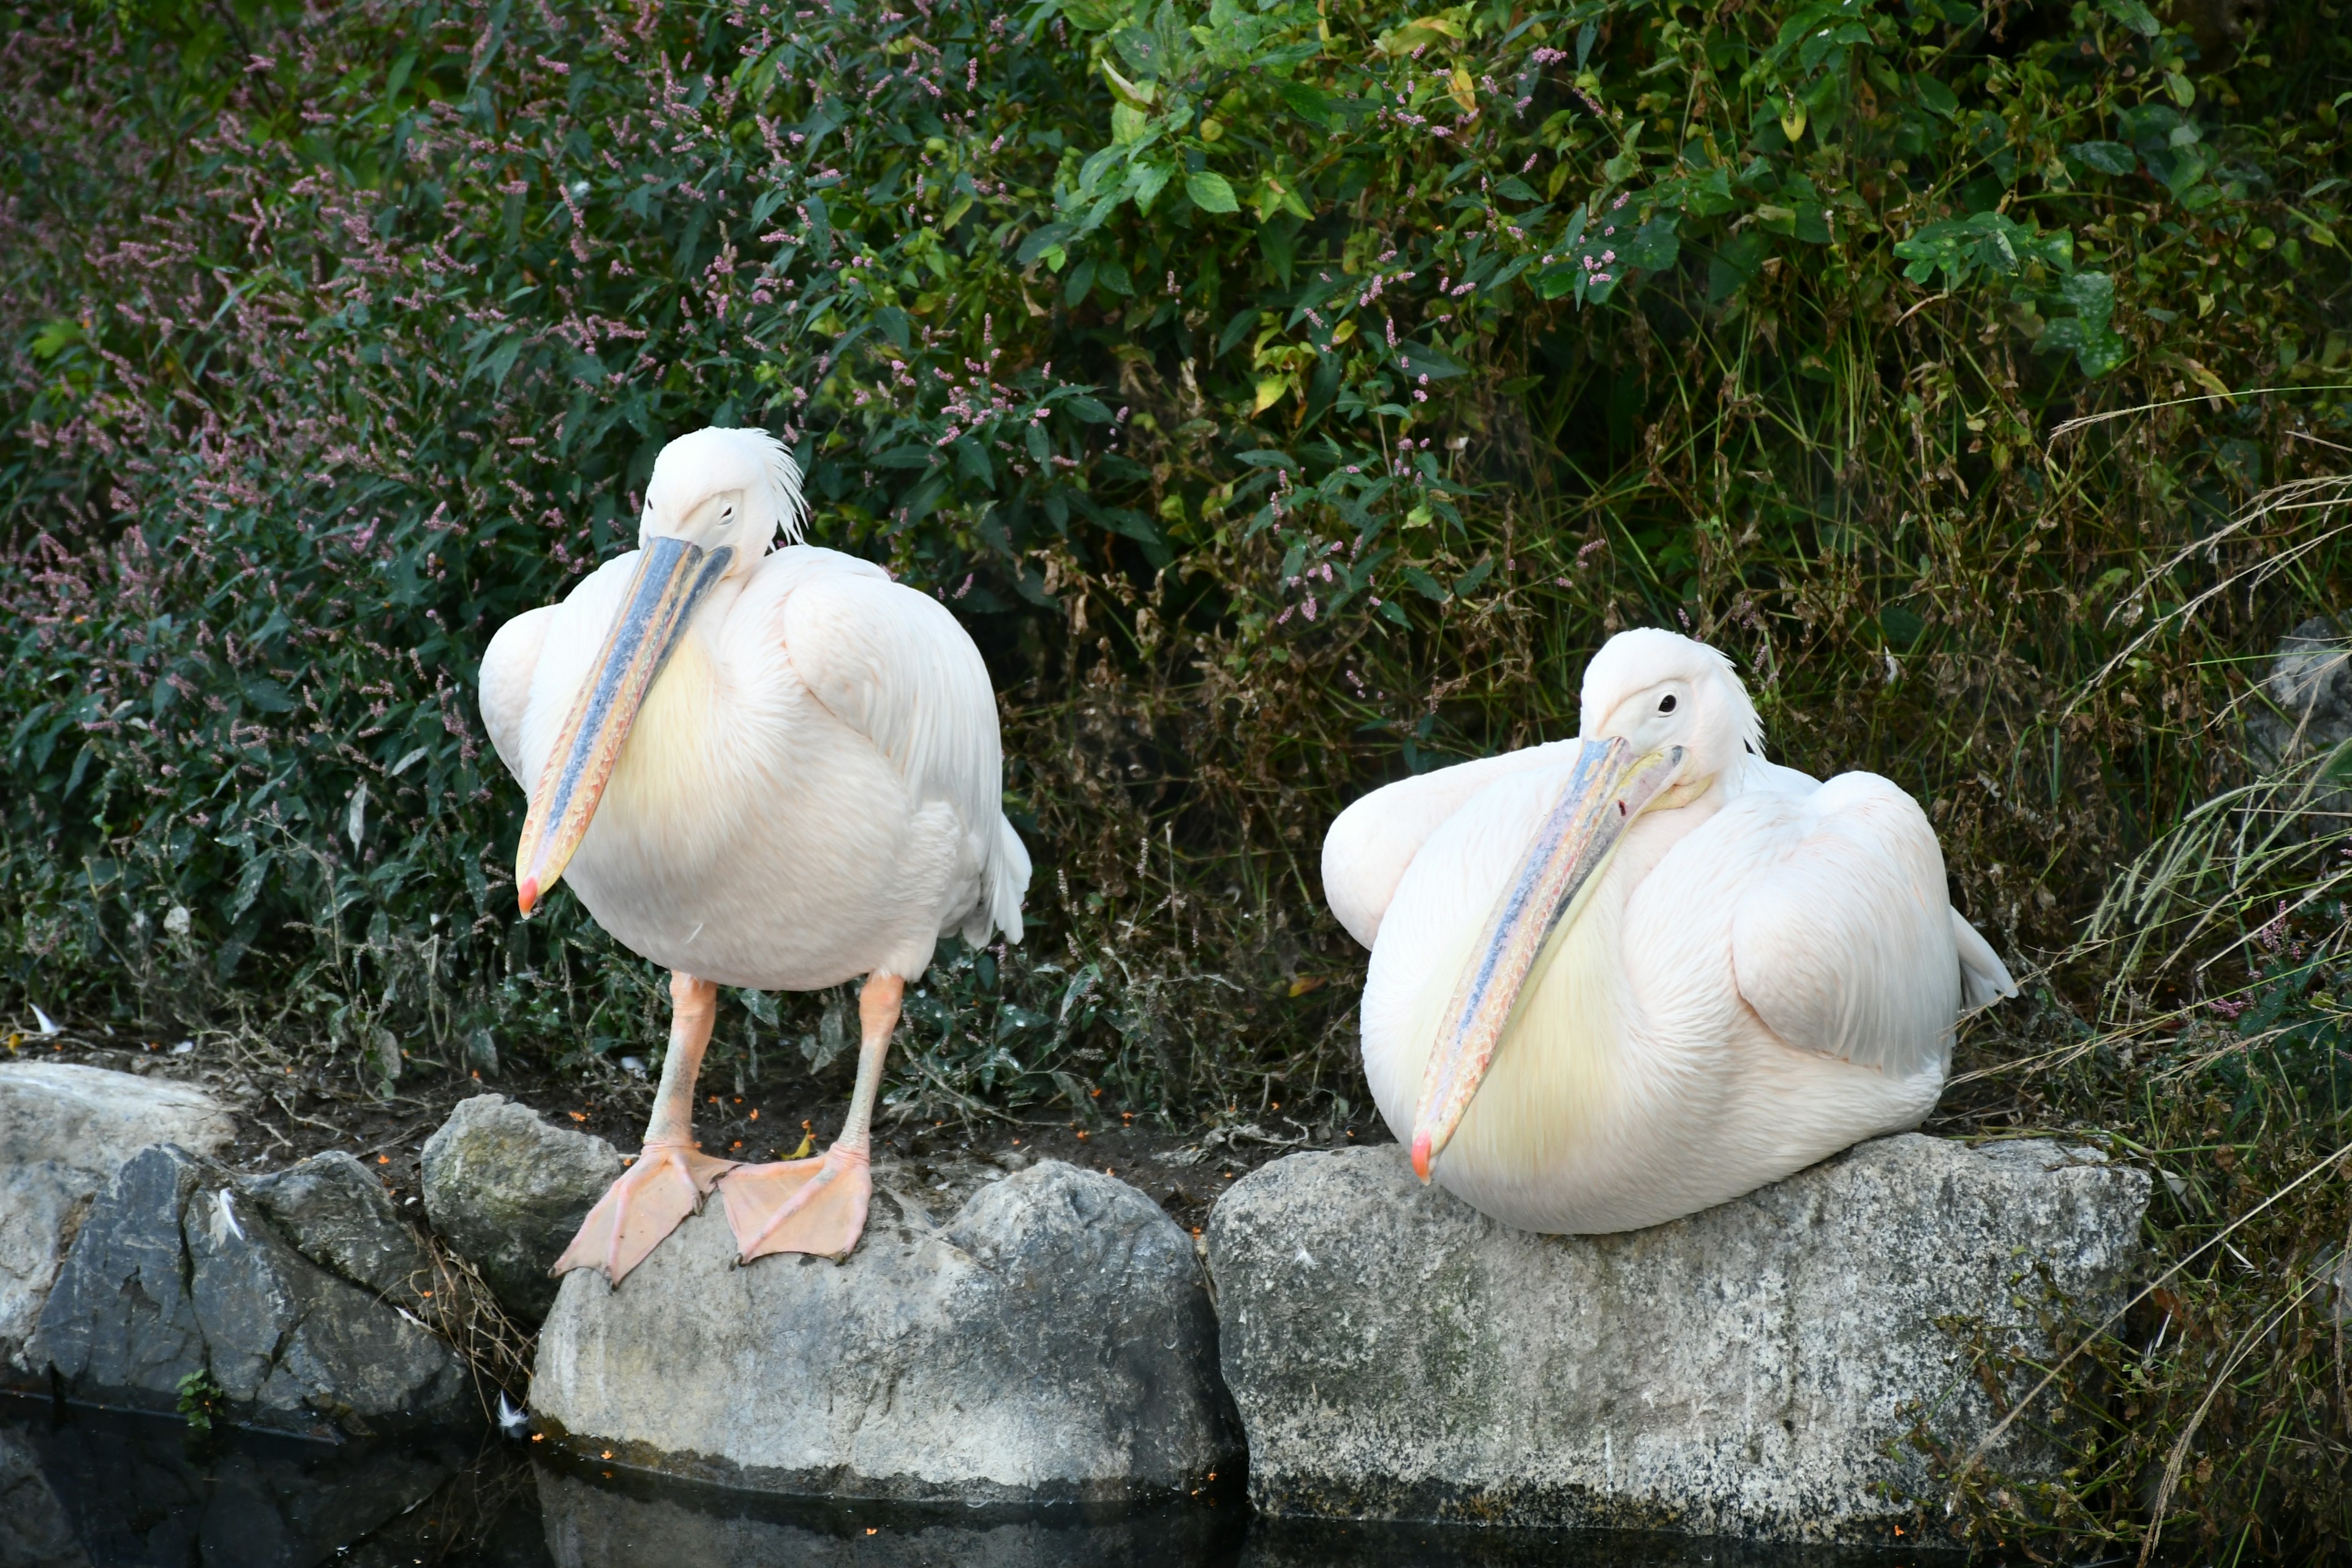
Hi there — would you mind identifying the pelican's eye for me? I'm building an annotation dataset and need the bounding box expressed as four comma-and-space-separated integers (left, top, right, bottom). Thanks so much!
1657, 694, 1678, 714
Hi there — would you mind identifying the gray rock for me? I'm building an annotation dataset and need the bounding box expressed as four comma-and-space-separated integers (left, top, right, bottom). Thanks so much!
422, 1095, 624, 1324
537, 1464, 1238, 1568
2246, 616, 2352, 823
532, 1161, 1240, 1504
1208, 1134, 2150, 1544
241, 1150, 432, 1308
0, 1062, 235, 1373
28, 1144, 470, 1439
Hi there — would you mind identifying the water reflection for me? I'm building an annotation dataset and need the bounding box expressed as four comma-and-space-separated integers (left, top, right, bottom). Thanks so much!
0, 1396, 1964, 1568
537, 1462, 1242, 1567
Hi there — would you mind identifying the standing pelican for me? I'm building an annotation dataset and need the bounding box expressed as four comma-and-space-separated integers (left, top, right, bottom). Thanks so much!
479, 427, 1030, 1281
1321, 628, 2013, 1233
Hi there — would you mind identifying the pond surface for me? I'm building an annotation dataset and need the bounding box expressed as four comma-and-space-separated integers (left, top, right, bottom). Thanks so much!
0, 1395, 1964, 1568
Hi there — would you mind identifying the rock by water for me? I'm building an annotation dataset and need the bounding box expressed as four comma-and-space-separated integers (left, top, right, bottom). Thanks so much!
0, 1062, 235, 1373
30, 1145, 469, 1439
243, 1150, 434, 1310
532, 1160, 1240, 1504
1207, 1134, 2149, 1544
423, 1094, 624, 1324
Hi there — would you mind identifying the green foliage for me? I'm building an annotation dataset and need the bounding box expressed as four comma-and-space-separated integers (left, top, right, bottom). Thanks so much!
6, 0, 2352, 1542
175, 1367, 225, 1434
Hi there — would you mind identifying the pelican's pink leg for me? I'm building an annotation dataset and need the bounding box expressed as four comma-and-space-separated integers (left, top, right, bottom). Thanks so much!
718, 973, 899, 1262
552, 972, 737, 1286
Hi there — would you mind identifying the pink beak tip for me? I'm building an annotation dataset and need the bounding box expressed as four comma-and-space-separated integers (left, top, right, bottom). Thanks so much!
1410, 1133, 1433, 1183
518, 878, 539, 919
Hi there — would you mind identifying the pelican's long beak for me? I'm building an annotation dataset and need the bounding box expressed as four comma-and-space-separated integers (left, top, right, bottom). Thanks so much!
1409, 736, 1686, 1182
513, 537, 733, 917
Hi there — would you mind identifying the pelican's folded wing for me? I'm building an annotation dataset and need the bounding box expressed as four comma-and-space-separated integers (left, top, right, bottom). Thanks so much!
775, 551, 1029, 942
1728, 772, 1964, 1077
1322, 739, 1589, 949
479, 605, 556, 786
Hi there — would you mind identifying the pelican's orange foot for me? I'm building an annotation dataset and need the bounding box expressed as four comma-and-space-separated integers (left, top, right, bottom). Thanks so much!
718, 1145, 872, 1262
552, 1140, 736, 1286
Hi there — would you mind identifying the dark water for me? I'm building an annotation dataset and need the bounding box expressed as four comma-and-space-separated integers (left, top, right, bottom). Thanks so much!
0, 1396, 1962, 1568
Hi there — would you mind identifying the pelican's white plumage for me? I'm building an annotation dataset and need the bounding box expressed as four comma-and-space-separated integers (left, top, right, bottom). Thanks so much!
1324, 628, 2012, 1234
480, 426, 1029, 1278
482, 541, 1026, 987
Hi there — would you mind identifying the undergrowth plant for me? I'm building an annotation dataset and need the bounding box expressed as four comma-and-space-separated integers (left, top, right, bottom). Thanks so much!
7, 0, 2352, 1548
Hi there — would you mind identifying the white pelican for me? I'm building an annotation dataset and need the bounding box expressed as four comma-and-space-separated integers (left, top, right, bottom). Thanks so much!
1321, 628, 2014, 1233
479, 427, 1030, 1281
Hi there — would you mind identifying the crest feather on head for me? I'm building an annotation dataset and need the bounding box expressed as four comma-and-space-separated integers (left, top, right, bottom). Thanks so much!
643, 426, 807, 549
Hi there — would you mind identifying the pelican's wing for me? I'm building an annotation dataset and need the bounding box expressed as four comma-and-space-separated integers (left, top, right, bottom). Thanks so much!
1728, 773, 1965, 1076
478, 605, 556, 786
775, 551, 1030, 942
1322, 739, 1587, 949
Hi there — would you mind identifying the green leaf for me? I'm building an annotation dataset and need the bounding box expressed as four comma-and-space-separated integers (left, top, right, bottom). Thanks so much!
1891, 212, 2071, 290
240, 677, 296, 714
1393, 341, 1467, 380
2068, 140, 2139, 176
2101, 0, 2163, 36
1275, 79, 1335, 127
1911, 74, 1959, 119
1186, 170, 1239, 214
1017, 221, 1076, 265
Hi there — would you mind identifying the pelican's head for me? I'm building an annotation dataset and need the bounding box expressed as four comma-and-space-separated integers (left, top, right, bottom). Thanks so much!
1407, 629, 1760, 1182
638, 425, 807, 575
513, 426, 805, 917
1577, 627, 1764, 806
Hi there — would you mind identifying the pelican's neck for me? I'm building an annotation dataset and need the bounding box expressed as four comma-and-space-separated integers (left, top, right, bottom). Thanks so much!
601, 589, 739, 831
1439, 847, 1642, 1186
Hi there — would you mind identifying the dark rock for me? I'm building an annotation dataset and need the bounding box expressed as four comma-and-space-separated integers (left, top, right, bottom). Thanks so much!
532, 1161, 1240, 1504
421, 1095, 624, 1324
1208, 1135, 2149, 1544
28, 1145, 470, 1439
241, 1150, 432, 1308
0, 1062, 235, 1374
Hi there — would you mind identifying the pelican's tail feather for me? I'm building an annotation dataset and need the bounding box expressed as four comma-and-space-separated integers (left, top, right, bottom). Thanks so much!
988, 814, 1031, 945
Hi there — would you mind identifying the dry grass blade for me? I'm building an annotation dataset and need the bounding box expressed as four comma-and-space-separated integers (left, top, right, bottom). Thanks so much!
2136, 1276, 2321, 1567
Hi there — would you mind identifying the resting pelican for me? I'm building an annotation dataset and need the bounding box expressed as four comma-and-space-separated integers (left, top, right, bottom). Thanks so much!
480, 427, 1030, 1281
1322, 628, 2013, 1233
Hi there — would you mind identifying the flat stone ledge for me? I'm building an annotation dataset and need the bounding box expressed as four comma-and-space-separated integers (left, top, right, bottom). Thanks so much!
1206, 1134, 2149, 1545
531, 1159, 1241, 1505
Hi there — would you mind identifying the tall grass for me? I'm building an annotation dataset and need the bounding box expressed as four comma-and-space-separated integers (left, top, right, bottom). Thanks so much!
6, 0, 2352, 1548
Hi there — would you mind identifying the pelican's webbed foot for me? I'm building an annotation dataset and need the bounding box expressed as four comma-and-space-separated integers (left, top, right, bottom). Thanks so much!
718, 1144, 873, 1263
552, 1139, 737, 1286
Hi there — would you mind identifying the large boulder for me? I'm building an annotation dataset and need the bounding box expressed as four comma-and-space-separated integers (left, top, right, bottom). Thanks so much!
1207, 1134, 2150, 1545
28, 1144, 470, 1439
0, 1061, 235, 1373
422, 1095, 624, 1324
532, 1161, 1240, 1504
